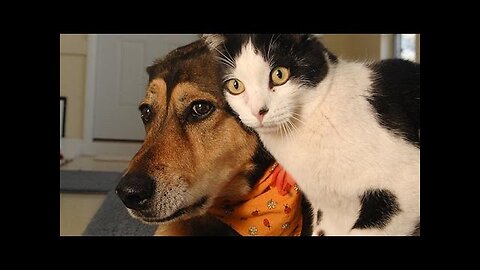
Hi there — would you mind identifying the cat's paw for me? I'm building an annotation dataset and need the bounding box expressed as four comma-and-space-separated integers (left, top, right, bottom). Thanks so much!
311, 226, 326, 236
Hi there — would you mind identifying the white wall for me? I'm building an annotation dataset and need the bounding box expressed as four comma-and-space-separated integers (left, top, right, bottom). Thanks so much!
60, 34, 88, 158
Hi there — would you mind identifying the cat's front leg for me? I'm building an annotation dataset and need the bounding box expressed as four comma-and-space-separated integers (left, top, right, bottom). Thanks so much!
311, 225, 326, 236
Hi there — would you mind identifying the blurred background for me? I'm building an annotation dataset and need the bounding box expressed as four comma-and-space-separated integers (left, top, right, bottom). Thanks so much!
60, 34, 420, 235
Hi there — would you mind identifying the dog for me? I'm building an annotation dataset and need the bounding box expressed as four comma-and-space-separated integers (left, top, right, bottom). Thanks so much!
116, 40, 312, 235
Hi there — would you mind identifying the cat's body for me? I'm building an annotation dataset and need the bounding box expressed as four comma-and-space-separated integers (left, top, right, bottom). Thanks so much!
204, 34, 420, 235
258, 59, 420, 235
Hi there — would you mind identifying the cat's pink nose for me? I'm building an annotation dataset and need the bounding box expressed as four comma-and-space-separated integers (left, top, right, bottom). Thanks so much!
259, 107, 269, 116
255, 107, 269, 123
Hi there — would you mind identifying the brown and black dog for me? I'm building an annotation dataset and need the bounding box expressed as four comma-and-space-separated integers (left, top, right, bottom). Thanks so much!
116, 40, 312, 235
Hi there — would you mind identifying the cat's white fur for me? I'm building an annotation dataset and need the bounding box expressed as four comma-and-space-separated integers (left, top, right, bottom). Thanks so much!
224, 40, 420, 236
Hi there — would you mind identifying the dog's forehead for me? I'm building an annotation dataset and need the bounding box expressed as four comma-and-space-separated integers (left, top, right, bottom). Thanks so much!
147, 78, 166, 93
146, 41, 222, 100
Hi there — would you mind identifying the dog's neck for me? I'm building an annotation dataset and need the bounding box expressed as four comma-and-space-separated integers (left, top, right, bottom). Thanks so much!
208, 162, 304, 236
214, 141, 275, 202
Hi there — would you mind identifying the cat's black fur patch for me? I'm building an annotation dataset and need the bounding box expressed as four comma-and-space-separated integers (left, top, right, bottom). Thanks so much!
213, 34, 335, 88
316, 209, 323, 225
412, 221, 420, 236
301, 195, 314, 236
368, 59, 420, 147
352, 189, 400, 230
326, 51, 338, 64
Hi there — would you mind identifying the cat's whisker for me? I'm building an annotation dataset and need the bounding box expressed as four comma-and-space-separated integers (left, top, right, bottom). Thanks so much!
290, 119, 300, 137
288, 119, 299, 135
267, 37, 272, 63
223, 43, 235, 66
214, 56, 234, 67
215, 57, 235, 68
285, 120, 295, 142
271, 33, 281, 48
278, 122, 284, 143
281, 121, 290, 141
291, 115, 306, 125
267, 34, 281, 66
280, 122, 288, 143
267, 34, 276, 65
291, 113, 307, 125
213, 47, 235, 68
219, 58, 235, 69
291, 111, 305, 118
291, 116, 308, 132
213, 46, 233, 63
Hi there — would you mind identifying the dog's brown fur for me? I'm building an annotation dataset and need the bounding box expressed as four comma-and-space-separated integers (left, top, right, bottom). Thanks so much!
116, 40, 272, 235
117, 40, 312, 235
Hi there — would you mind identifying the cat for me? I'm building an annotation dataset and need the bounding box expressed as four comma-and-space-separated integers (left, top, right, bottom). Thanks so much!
203, 34, 420, 236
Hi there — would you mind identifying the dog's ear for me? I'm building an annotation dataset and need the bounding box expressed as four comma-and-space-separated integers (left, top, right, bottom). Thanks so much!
146, 64, 157, 81
201, 34, 226, 51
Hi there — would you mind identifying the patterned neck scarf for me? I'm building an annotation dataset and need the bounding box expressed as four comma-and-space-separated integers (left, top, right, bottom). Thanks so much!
208, 163, 303, 236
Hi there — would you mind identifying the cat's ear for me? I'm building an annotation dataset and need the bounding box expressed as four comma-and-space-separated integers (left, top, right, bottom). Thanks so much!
299, 34, 312, 42
201, 34, 226, 50
285, 34, 317, 44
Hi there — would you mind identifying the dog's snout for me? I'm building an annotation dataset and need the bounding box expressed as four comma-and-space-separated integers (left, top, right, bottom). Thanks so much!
116, 174, 155, 211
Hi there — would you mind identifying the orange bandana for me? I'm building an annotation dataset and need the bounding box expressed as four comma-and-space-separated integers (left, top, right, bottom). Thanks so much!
208, 163, 303, 236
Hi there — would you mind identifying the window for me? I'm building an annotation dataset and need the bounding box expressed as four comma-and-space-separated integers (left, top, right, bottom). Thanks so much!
395, 34, 417, 61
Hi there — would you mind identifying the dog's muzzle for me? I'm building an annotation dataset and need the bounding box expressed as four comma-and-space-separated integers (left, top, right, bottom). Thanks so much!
116, 173, 155, 211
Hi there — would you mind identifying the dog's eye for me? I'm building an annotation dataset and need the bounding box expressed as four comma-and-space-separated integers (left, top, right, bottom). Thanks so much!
188, 101, 214, 122
140, 105, 153, 124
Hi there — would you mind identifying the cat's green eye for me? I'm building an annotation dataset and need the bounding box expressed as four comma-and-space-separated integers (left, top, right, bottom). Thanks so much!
225, 79, 245, 95
270, 66, 290, 86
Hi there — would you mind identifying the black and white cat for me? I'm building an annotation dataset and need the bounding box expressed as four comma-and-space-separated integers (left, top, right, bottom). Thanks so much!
203, 34, 420, 236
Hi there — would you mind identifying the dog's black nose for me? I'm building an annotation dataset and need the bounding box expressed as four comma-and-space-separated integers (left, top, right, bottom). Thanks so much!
116, 174, 155, 211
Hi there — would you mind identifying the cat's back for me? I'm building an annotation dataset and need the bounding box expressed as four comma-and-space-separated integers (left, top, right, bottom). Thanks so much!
367, 59, 420, 146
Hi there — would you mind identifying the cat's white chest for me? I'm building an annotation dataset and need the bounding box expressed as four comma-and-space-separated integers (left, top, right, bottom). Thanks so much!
261, 127, 365, 234
259, 116, 357, 198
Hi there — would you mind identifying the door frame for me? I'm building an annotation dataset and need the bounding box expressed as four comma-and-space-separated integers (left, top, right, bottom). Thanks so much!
82, 34, 142, 160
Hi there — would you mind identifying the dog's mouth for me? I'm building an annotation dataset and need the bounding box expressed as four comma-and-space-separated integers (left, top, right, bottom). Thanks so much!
132, 196, 209, 224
